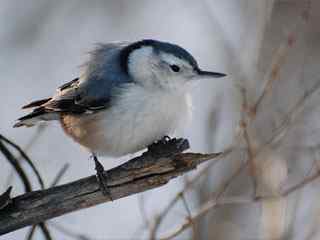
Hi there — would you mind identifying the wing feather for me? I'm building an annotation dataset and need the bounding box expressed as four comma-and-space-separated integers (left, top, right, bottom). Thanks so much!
15, 41, 133, 127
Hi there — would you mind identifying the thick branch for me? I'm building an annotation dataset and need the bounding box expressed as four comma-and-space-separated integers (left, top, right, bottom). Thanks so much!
0, 138, 221, 236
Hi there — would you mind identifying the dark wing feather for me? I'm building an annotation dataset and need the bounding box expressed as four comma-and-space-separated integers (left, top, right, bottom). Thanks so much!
17, 107, 48, 121
22, 98, 52, 109
46, 42, 133, 113
15, 42, 133, 128
58, 77, 79, 91
44, 77, 109, 114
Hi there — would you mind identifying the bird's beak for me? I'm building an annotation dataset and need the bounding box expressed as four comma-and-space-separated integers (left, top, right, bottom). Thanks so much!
197, 68, 227, 78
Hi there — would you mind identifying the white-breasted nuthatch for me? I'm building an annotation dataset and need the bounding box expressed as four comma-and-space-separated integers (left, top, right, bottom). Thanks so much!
14, 39, 226, 194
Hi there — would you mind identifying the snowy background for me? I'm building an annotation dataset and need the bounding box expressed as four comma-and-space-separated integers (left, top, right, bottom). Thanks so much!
1, 0, 320, 239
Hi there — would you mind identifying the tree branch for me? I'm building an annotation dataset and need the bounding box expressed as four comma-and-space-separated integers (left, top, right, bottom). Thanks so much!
0, 138, 222, 236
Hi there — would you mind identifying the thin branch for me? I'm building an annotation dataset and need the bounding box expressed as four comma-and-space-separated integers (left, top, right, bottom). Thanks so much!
281, 170, 320, 197
149, 148, 231, 239
50, 222, 95, 240
0, 138, 222, 236
251, 30, 296, 116
5, 125, 46, 188
26, 224, 53, 240
263, 79, 320, 149
26, 163, 69, 240
180, 193, 196, 239
25, 224, 53, 240
0, 135, 52, 240
26, 225, 36, 240
0, 140, 32, 192
159, 159, 248, 240
0, 134, 45, 189
160, 160, 320, 240
50, 163, 70, 187
239, 86, 257, 196
137, 193, 151, 230
148, 127, 241, 239
0, 187, 12, 210
242, 127, 257, 195
38, 223, 52, 240
181, 193, 192, 220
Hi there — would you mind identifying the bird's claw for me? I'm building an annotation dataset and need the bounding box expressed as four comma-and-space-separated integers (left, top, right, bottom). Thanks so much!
92, 155, 113, 200
147, 136, 188, 156
148, 136, 171, 151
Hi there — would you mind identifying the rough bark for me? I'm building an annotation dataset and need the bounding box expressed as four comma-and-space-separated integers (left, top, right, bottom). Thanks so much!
0, 138, 221, 236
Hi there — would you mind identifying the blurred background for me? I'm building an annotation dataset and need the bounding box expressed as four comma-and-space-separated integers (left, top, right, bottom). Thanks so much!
1, 0, 320, 239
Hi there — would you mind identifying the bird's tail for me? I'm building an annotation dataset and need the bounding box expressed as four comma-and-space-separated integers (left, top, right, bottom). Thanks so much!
13, 98, 58, 128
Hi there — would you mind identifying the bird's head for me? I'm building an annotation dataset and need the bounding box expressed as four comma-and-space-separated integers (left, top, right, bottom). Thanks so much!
120, 39, 226, 91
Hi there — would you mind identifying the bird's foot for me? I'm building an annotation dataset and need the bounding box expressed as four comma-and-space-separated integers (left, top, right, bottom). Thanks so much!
147, 136, 189, 156
148, 135, 171, 151
91, 155, 113, 200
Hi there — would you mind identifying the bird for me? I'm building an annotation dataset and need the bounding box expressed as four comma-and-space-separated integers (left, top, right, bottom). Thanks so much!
14, 39, 226, 195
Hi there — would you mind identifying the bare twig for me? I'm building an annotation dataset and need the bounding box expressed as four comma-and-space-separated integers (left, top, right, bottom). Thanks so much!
137, 193, 151, 230
0, 187, 12, 210
239, 86, 257, 196
0, 138, 223, 236
281, 170, 320, 197
26, 225, 36, 240
50, 163, 70, 187
0, 134, 52, 240
149, 148, 230, 239
251, 31, 296, 116
0, 140, 32, 192
181, 193, 192, 220
4, 125, 46, 188
25, 224, 52, 240
148, 125, 241, 239
50, 222, 95, 240
180, 193, 196, 238
263, 79, 320, 149
159, 159, 248, 240
26, 163, 70, 240
0, 134, 45, 189
160, 160, 320, 240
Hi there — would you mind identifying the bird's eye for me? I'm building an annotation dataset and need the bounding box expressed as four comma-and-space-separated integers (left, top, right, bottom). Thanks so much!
170, 64, 180, 72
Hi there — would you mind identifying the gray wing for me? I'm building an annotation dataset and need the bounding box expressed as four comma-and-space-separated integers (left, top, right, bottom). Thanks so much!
45, 42, 133, 114
15, 42, 133, 127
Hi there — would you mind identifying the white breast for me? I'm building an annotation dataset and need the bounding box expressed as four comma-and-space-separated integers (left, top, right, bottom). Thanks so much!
65, 84, 192, 157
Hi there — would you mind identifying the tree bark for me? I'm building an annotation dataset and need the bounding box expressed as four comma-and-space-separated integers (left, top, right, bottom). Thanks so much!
0, 138, 221, 236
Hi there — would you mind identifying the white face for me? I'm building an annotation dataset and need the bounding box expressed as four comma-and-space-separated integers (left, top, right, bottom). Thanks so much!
127, 46, 198, 90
